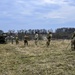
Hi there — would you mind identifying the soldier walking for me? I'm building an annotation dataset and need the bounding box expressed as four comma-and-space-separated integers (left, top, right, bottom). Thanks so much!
34, 32, 39, 45
5, 36, 9, 43
10, 36, 14, 44
46, 32, 52, 47
15, 36, 19, 45
24, 35, 28, 46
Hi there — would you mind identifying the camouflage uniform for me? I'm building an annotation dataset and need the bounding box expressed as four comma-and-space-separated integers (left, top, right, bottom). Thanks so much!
24, 35, 28, 46
34, 32, 39, 45
46, 32, 52, 47
71, 32, 75, 50
11, 36, 14, 44
5, 36, 9, 43
15, 36, 19, 45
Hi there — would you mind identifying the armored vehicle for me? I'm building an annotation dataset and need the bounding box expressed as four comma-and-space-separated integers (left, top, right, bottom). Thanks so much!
0, 33, 7, 44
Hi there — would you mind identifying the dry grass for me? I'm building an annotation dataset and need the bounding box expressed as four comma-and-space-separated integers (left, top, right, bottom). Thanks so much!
0, 40, 75, 75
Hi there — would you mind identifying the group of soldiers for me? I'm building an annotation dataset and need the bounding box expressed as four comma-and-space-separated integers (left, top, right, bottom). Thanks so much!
5, 31, 52, 47
5, 31, 75, 50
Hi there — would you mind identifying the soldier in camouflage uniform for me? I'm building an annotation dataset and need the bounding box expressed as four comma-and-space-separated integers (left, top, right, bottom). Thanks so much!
15, 36, 19, 45
34, 32, 39, 45
46, 32, 52, 47
5, 36, 9, 43
10, 36, 14, 44
71, 31, 75, 50
24, 35, 28, 46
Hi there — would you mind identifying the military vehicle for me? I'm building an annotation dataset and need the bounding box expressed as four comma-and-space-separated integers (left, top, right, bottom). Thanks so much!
0, 33, 7, 44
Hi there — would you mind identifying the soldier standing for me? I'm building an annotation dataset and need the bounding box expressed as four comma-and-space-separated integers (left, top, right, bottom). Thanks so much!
10, 36, 14, 44
15, 36, 19, 45
5, 36, 9, 43
71, 31, 75, 50
24, 35, 28, 46
34, 32, 39, 45
46, 32, 52, 47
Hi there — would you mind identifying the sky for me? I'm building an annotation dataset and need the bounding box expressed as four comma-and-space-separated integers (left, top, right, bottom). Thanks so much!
0, 0, 75, 32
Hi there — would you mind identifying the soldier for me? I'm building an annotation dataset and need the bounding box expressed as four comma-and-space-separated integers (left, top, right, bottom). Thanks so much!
46, 31, 52, 47
15, 36, 19, 45
24, 35, 28, 46
71, 31, 75, 50
34, 32, 39, 45
10, 36, 14, 44
5, 36, 9, 43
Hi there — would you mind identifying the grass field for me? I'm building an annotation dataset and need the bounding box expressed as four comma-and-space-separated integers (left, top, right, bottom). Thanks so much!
0, 40, 75, 75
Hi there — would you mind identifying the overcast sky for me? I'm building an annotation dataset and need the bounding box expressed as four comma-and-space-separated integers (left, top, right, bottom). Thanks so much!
0, 0, 75, 32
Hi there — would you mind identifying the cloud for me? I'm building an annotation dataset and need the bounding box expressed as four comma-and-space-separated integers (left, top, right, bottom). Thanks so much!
64, 0, 75, 6
35, 0, 75, 23
0, 0, 75, 27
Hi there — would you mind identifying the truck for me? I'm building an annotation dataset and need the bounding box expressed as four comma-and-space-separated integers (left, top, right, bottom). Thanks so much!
0, 33, 7, 44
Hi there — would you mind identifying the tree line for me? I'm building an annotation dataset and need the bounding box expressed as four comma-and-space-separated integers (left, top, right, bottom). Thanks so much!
0, 28, 75, 40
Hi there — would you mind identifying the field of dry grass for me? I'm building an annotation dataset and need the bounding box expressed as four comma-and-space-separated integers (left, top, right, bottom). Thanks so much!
0, 40, 75, 75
